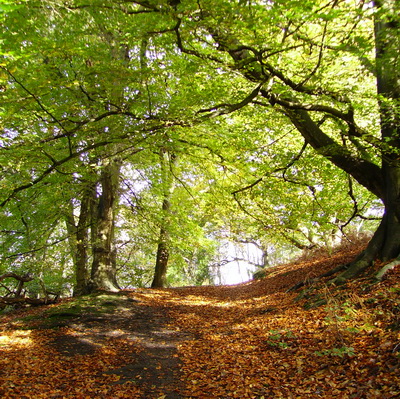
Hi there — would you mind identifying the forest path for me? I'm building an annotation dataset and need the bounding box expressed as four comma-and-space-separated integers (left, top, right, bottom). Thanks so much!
0, 278, 297, 399
42, 290, 193, 399
0, 289, 196, 398
1, 249, 400, 398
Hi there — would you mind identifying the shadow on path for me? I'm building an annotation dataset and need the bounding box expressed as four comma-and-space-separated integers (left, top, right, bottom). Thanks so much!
47, 291, 191, 399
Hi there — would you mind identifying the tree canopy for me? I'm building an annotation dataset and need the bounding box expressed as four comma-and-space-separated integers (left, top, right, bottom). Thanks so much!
0, 0, 398, 295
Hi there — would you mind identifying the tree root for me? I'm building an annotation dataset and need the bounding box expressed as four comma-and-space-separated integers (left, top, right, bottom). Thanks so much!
375, 258, 400, 281
286, 263, 347, 293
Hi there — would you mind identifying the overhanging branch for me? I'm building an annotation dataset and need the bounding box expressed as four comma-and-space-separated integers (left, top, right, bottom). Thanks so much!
197, 82, 265, 118
0, 272, 34, 283
232, 141, 308, 195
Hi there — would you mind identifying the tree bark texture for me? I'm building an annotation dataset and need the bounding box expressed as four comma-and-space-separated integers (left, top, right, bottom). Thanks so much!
90, 160, 121, 292
151, 224, 170, 288
75, 187, 93, 295
65, 187, 93, 296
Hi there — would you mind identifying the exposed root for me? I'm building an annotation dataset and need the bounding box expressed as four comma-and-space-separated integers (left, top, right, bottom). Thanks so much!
287, 263, 348, 293
375, 258, 400, 281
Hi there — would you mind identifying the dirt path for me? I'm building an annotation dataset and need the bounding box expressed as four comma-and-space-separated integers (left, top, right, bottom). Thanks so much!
0, 290, 193, 398
105, 295, 190, 398
47, 291, 191, 399
1, 258, 399, 399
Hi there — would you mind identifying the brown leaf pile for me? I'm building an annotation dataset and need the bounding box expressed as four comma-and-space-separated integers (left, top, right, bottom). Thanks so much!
0, 327, 141, 398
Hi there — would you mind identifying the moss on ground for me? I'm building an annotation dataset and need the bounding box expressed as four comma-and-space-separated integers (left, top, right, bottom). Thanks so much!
14, 292, 133, 329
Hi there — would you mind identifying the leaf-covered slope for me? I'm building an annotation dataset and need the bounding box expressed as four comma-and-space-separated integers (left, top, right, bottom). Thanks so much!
166, 250, 400, 398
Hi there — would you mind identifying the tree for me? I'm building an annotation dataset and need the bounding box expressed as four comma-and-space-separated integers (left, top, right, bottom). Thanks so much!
0, 1, 188, 292
89, 158, 122, 292
65, 186, 92, 296
166, 0, 399, 282
151, 148, 177, 287
1, 0, 396, 295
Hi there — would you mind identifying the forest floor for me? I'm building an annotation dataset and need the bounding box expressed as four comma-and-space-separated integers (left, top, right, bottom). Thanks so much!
0, 246, 399, 399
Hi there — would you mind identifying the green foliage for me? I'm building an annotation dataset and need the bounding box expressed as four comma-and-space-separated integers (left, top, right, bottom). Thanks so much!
315, 346, 355, 358
266, 329, 296, 349
0, 0, 391, 291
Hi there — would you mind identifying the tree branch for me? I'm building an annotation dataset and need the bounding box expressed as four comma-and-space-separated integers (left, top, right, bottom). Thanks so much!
197, 82, 265, 118
0, 272, 34, 283
259, 93, 352, 122
281, 106, 384, 199
205, 27, 385, 199
0, 141, 113, 208
232, 141, 308, 195
174, 20, 225, 63
0, 66, 68, 134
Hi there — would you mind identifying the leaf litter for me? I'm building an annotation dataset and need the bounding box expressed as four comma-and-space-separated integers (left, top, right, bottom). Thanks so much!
1, 246, 399, 398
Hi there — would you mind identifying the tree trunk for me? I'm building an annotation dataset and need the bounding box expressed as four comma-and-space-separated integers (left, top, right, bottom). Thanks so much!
75, 187, 93, 295
65, 187, 93, 296
334, 0, 400, 282
65, 201, 78, 267
151, 223, 170, 288
261, 245, 269, 268
375, 0, 400, 259
151, 149, 176, 288
90, 160, 121, 292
